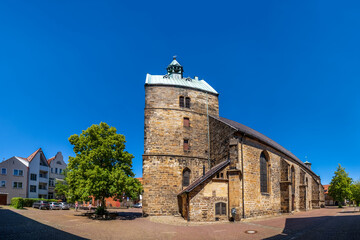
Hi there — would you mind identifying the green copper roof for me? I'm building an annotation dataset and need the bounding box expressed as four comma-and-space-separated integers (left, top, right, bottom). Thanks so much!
145, 73, 218, 95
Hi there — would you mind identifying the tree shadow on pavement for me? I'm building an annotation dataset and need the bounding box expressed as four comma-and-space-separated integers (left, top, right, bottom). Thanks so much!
0, 209, 88, 240
264, 215, 360, 240
117, 211, 142, 220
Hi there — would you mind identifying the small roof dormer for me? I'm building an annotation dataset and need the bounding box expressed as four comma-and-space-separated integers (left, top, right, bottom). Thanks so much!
166, 56, 183, 78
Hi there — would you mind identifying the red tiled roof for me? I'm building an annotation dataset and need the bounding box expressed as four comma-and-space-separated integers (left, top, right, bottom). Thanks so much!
47, 156, 55, 165
323, 184, 330, 193
26, 148, 42, 162
136, 177, 143, 184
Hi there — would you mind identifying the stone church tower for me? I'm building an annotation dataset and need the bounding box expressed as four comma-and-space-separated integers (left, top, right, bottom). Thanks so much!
142, 57, 219, 216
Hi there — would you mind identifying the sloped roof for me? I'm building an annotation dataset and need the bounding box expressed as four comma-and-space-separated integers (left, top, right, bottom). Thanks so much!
213, 116, 318, 177
168, 59, 181, 66
178, 159, 230, 195
26, 148, 42, 162
47, 156, 55, 165
145, 74, 218, 95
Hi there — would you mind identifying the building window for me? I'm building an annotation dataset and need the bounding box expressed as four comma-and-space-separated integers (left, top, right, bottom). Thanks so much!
30, 174, 37, 181
1, 168, 6, 175
30, 185, 36, 192
215, 202, 226, 215
183, 117, 190, 127
51, 168, 53, 173
183, 139, 189, 151
182, 168, 191, 187
179, 96, 185, 107
13, 169, 23, 176
13, 182, 22, 189
55, 168, 58, 174
39, 172, 47, 178
260, 152, 269, 193
1, 181, 5, 187
185, 97, 191, 108
39, 184, 46, 190
59, 169, 62, 174
49, 178, 55, 187
57, 161, 62, 165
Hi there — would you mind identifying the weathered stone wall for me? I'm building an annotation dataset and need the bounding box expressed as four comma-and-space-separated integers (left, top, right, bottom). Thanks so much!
143, 85, 219, 216
144, 86, 219, 157
241, 138, 282, 217
142, 155, 209, 216
189, 176, 229, 222
209, 116, 236, 167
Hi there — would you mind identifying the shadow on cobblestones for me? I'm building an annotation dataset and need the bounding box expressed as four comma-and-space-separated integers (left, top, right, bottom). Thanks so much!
117, 211, 142, 220
264, 215, 360, 240
0, 209, 88, 240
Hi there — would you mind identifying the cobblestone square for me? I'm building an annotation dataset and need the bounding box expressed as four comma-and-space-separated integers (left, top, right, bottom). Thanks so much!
1, 206, 359, 239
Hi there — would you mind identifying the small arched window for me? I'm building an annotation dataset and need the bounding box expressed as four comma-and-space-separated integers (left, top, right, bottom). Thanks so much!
185, 97, 191, 108
260, 152, 269, 193
179, 96, 185, 107
215, 202, 226, 215
183, 168, 191, 187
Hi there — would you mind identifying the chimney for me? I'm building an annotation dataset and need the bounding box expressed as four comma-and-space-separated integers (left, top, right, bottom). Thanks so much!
304, 160, 312, 169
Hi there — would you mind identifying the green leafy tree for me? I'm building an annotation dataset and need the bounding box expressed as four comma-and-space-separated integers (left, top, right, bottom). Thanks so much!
351, 181, 360, 206
328, 164, 352, 207
54, 170, 69, 201
66, 122, 142, 208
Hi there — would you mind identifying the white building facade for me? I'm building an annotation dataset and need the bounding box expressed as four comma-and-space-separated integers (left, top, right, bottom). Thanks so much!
0, 148, 65, 204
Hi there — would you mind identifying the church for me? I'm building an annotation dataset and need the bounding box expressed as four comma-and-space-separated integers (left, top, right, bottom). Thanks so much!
142, 58, 325, 222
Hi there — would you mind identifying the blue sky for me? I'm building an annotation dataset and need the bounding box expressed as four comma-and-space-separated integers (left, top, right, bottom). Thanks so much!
0, 1, 359, 184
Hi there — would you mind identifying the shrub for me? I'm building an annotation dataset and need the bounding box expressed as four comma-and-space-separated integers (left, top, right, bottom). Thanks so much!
22, 198, 60, 207
95, 206, 108, 216
11, 197, 24, 209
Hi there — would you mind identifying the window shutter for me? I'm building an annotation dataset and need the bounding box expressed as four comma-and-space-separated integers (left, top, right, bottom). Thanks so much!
183, 118, 190, 127
183, 139, 189, 151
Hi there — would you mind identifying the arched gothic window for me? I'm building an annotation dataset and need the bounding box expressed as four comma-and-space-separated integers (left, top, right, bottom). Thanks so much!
179, 96, 185, 107
182, 168, 191, 187
185, 97, 191, 108
260, 152, 269, 193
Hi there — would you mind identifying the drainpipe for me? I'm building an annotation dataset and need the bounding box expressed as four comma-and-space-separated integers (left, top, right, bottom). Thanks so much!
186, 192, 190, 222
241, 134, 245, 219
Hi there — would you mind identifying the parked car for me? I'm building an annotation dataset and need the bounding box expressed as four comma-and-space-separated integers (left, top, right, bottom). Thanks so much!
49, 202, 61, 210
32, 201, 50, 210
59, 202, 70, 210
133, 203, 142, 208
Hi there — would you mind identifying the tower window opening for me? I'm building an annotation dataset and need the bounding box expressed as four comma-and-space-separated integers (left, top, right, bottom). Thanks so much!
185, 97, 191, 108
183, 117, 190, 127
183, 139, 189, 151
179, 96, 185, 107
